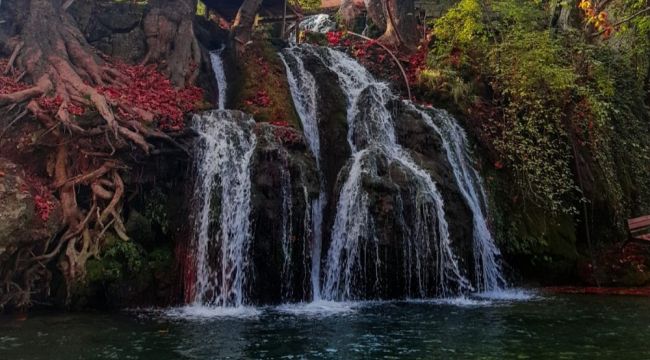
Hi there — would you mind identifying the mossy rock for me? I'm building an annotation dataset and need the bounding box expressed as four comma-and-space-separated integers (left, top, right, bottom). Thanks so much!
232, 39, 301, 127
126, 210, 155, 245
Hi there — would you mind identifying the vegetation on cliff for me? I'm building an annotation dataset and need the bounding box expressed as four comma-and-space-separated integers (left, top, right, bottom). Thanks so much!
0, 0, 648, 311
422, 0, 650, 282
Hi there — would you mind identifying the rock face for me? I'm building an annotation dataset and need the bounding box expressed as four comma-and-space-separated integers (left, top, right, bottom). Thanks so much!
249, 123, 320, 303
0, 159, 61, 255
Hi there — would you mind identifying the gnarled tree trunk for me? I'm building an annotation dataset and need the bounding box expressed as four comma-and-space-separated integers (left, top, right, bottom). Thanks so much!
142, 0, 201, 87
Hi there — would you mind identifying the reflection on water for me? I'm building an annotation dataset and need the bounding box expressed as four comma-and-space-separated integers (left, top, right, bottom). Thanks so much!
1, 293, 650, 359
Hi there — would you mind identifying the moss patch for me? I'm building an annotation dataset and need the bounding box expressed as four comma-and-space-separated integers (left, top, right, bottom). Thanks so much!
232, 39, 300, 128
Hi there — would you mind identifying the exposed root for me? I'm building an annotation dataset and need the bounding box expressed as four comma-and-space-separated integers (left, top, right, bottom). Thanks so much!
0, 0, 205, 311
3, 41, 23, 75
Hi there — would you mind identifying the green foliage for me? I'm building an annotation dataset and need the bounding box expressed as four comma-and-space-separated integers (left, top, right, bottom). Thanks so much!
425, 0, 650, 263
490, 30, 579, 212
86, 237, 144, 283
86, 235, 173, 285
291, 0, 321, 12
432, 0, 486, 50
196, 0, 207, 16
144, 188, 169, 235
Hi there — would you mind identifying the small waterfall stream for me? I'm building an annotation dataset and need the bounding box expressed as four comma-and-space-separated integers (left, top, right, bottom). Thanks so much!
281, 47, 326, 301
209, 46, 228, 110
318, 47, 469, 300
192, 111, 256, 307
415, 107, 505, 291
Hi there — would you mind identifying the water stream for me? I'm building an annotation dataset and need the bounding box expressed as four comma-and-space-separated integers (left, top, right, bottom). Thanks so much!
414, 106, 506, 291
209, 46, 228, 110
191, 111, 257, 307
194, 16, 506, 306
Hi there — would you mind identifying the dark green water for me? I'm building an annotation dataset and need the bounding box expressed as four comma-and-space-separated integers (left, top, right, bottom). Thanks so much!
2, 292, 650, 359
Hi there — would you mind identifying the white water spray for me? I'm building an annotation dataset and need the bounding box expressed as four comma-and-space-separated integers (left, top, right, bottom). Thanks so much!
191, 111, 256, 307
280, 47, 326, 301
210, 46, 228, 110
414, 106, 506, 291
290, 46, 469, 300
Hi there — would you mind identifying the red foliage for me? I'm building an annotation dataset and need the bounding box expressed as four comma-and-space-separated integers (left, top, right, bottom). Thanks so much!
245, 90, 272, 108
270, 121, 290, 127
255, 56, 270, 77
404, 46, 427, 85
326, 31, 345, 46
0, 60, 29, 94
449, 48, 463, 67
67, 103, 86, 116
37, 96, 64, 112
272, 125, 301, 146
34, 193, 54, 222
100, 63, 203, 131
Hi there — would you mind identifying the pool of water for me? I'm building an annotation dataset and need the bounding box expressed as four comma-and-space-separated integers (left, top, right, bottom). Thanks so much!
2, 291, 649, 359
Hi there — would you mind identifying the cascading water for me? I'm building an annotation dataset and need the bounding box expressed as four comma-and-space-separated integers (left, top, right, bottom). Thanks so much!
289, 14, 337, 46
299, 14, 337, 33
191, 111, 257, 307
209, 46, 228, 110
413, 106, 506, 292
280, 160, 294, 300
280, 47, 325, 301
188, 14, 507, 307
284, 45, 470, 300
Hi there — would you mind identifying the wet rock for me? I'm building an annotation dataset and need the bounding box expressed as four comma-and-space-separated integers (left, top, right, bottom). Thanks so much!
391, 101, 475, 279
249, 123, 320, 304
299, 48, 352, 253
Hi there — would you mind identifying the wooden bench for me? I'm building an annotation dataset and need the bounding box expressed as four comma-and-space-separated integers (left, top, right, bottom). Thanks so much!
628, 215, 650, 242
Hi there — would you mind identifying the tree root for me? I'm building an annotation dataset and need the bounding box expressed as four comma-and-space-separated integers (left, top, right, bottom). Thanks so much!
0, 0, 202, 311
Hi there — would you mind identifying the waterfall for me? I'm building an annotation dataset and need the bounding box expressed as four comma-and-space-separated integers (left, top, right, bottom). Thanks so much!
299, 14, 337, 33
280, 48, 321, 164
289, 14, 337, 45
210, 46, 228, 110
191, 111, 256, 307
413, 106, 506, 292
280, 47, 325, 301
280, 164, 294, 300
284, 45, 470, 300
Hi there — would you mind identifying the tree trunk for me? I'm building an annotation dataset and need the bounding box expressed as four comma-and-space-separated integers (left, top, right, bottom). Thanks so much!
378, 0, 419, 50
142, 0, 201, 87
343, 0, 419, 50
365, 0, 387, 32
232, 0, 262, 53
